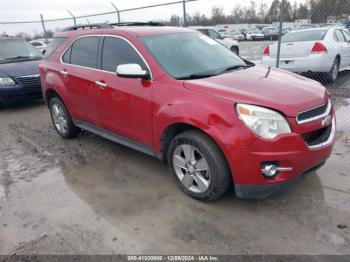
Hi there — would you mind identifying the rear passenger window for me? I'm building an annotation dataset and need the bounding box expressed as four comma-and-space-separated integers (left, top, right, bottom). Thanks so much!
101, 37, 146, 73
70, 36, 101, 68
341, 30, 350, 42
335, 30, 345, 42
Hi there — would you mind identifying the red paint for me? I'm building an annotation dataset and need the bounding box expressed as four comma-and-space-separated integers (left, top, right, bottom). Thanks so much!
40, 27, 335, 188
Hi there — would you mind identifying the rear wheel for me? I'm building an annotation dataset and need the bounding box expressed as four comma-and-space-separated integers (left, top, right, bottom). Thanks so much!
324, 57, 340, 83
168, 130, 231, 201
49, 97, 80, 139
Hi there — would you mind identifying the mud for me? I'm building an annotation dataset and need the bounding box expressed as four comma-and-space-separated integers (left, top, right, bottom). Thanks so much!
0, 90, 350, 255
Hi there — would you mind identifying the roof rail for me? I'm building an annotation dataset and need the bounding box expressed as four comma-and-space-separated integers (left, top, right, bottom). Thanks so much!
110, 21, 166, 27
63, 23, 113, 31
62, 21, 166, 31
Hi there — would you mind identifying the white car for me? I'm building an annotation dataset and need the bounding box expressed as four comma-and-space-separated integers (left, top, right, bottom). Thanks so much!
195, 28, 240, 55
30, 40, 48, 54
263, 27, 350, 82
245, 29, 265, 41
226, 30, 245, 41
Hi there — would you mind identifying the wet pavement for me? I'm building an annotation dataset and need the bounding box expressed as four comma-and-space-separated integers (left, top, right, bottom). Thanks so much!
0, 79, 350, 255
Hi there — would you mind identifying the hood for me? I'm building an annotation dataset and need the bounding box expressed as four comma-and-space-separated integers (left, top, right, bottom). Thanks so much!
183, 64, 328, 117
0, 60, 42, 78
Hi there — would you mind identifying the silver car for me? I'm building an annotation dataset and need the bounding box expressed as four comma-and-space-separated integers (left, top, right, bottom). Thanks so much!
263, 27, 350, 82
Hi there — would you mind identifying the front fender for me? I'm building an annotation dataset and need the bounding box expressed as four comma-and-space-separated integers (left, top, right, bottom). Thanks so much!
153, 98, 255, 153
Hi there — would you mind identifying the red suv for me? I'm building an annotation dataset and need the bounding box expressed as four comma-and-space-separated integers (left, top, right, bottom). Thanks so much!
40, 23, 336, 201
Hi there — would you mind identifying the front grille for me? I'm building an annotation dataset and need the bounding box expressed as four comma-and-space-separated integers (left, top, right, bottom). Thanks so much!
15, 75, 41, 87
302, 124, 332, 147
297, 100, 329, 124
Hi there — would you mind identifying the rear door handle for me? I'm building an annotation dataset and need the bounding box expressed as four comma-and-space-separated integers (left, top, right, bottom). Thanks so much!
60, 70, 68, 77
95, 81, 107, 88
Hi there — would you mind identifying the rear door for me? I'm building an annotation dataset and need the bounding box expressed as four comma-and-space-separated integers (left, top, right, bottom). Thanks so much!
334, 30, 348, 68
340, 30, 350, 67
94, 36, 153, 147
61, 36, 102, 125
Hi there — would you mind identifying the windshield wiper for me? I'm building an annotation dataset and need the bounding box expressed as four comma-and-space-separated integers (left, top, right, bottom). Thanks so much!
219, 65, 250, 74
4, 56, 42, 61
176, 72, 218, 80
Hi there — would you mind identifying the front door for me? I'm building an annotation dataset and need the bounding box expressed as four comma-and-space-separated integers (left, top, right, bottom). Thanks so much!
95, 36, 153, 147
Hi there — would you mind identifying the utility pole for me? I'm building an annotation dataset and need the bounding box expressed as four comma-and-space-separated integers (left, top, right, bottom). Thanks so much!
182, 0, 187, 27
40, 14, 48, 44
67, 10, 77, 26
276, 0, 285, 68
111, 2, 121, 23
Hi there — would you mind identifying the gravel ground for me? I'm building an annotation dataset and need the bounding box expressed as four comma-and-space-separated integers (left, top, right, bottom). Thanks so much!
0, 71, 350, 256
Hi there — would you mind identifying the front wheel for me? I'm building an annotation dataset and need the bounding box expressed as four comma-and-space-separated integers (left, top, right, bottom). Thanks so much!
168, 130, 231, 201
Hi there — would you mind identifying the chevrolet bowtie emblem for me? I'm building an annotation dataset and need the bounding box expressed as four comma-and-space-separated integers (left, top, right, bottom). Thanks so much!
322, 115, 332, 127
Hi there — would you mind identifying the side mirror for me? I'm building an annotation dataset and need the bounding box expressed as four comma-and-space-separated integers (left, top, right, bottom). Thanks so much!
116, 64, 151, 80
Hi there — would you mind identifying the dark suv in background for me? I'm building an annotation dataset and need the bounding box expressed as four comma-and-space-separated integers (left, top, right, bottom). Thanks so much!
0, 37, 43, 106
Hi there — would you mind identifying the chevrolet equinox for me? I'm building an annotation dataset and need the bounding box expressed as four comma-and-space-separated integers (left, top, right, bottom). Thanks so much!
39, 23, 336, 201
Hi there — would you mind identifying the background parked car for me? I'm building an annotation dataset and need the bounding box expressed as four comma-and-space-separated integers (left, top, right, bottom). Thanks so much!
245, 29, 265, 41
0, 37, 43, 105
226, 30, 245, 41
262, 27, 279, 40
263, 27, 350, 83
195, 27, 239, 55
30, 39, 49, 54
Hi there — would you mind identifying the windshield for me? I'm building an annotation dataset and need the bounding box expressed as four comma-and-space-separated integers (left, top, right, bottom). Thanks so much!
141, 33, 247, 80
0, 39, 43, 62
282, 29, 327, 43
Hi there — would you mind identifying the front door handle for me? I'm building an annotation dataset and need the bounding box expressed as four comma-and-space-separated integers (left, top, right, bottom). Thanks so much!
95, 81, 107, 88
60, 70, 68, 77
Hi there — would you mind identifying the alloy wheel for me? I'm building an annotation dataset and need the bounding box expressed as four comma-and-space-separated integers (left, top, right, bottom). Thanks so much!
173, 144, 211, 193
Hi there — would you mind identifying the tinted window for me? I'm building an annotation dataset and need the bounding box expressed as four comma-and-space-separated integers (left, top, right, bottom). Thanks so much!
70, 36, 100, 68
282, 29, 327, 43
335, 30, 345, 42
31, 42, 42, 47
341, 30, 350, 42
44, 37, 66, 59
101, 37, 146, 73
62, 46, 72, 63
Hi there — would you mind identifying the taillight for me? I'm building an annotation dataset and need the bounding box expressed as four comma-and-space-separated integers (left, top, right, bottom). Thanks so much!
311, 42, 327, 54
263, 46, 270, 56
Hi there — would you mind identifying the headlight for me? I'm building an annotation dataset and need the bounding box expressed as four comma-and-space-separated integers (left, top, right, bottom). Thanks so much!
0, 77, 16, 87
236, 103, 291, 139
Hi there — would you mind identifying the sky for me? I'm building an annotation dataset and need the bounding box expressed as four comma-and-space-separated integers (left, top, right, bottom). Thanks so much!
0, 0, 305, 35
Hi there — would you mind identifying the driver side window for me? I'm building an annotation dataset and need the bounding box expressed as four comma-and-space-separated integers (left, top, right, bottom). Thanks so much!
101, 37, 147, 73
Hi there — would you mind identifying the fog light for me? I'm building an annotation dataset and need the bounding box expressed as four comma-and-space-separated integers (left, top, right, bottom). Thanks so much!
261, 163, 293, 178
262, 164, 279, 178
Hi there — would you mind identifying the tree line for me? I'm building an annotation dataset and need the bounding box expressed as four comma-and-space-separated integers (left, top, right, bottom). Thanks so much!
167, 0, 350, 26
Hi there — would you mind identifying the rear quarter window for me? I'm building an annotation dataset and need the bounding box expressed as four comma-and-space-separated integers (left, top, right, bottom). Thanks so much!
44, 37, 66, 59
282, 30, 327, 43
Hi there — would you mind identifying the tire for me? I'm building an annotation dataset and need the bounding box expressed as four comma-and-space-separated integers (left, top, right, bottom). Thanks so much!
49, 97, 80, 139
231, 46, 239, 55
168, 130, 231, 202
324, 57, 340, 83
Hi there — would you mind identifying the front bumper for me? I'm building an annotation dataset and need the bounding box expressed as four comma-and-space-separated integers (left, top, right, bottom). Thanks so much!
223, 113, 336, 199
0, 85, 42, 104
